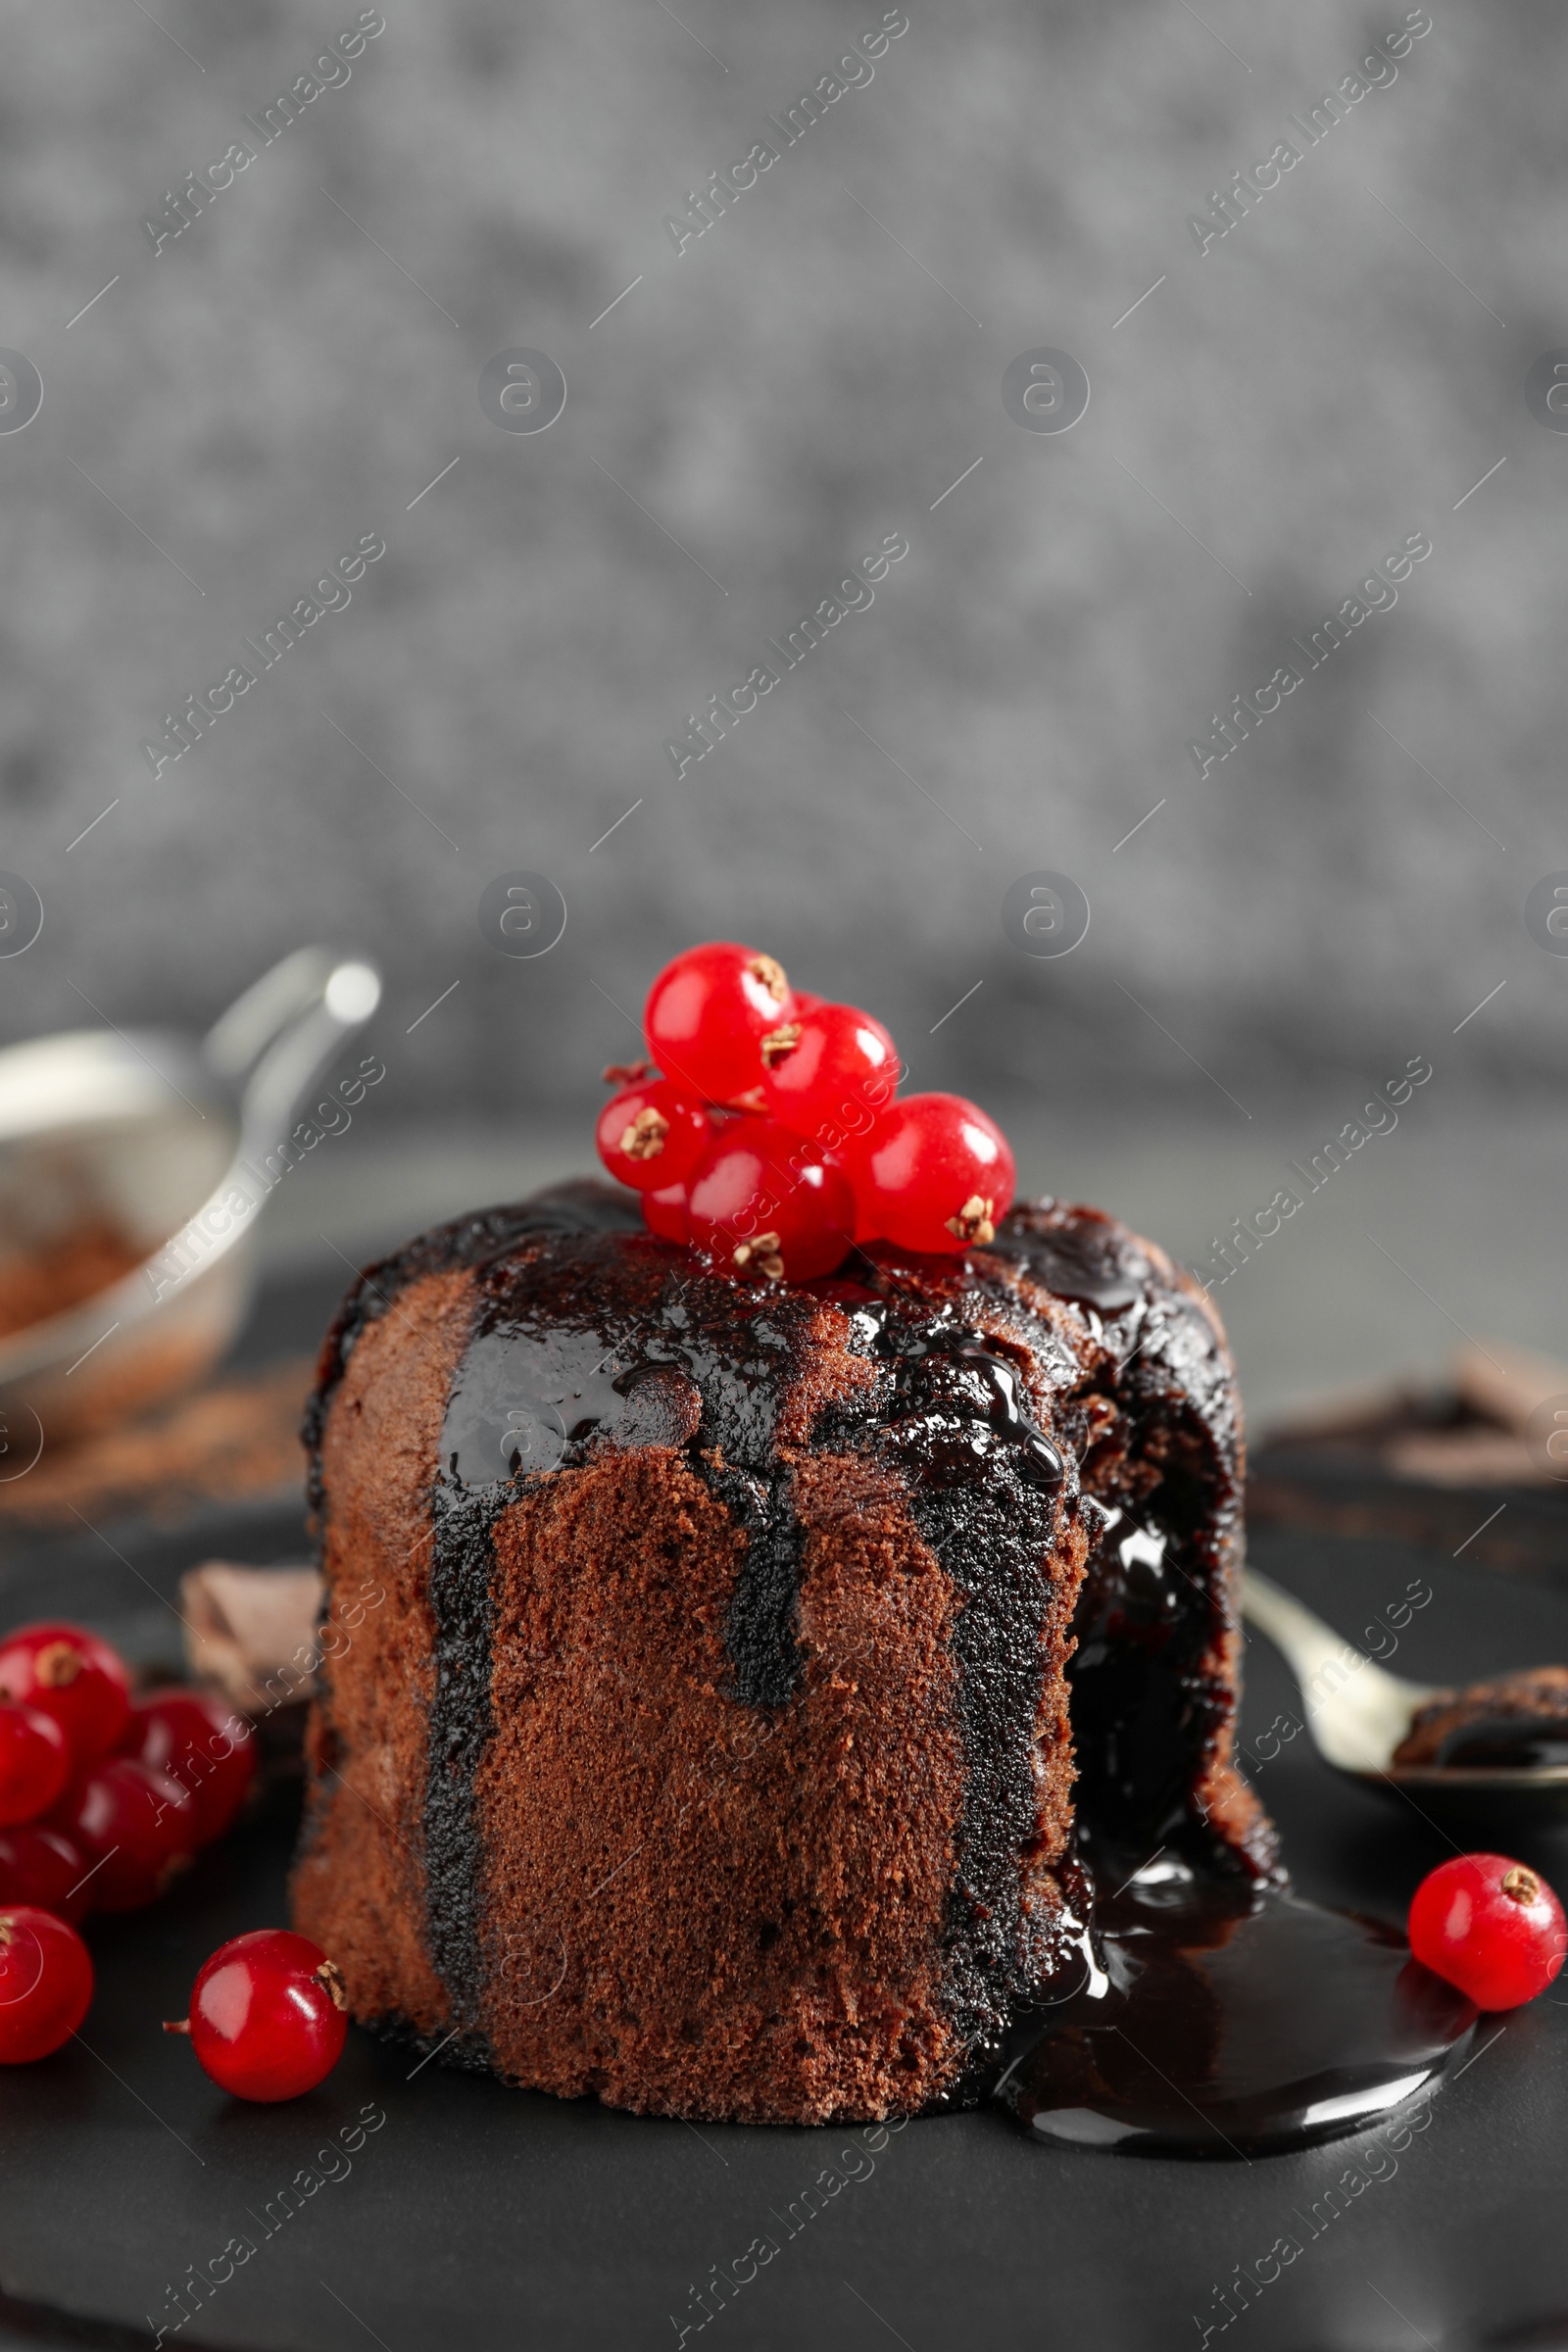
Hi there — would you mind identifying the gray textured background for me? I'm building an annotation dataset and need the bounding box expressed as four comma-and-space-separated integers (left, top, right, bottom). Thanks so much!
0, 0, 1562, 1408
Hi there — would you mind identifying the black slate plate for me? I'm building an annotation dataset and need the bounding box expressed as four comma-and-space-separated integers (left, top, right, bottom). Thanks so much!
4, 1369, 1568, 2345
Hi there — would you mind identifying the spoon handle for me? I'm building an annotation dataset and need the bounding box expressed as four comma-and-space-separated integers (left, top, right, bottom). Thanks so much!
1242, 1566, 1439, 1715
1242, 1567, 1371, 1686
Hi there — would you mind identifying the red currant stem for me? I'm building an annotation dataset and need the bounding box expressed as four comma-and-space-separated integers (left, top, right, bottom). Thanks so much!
163, 2018, 191, 2034
316, 1959, 349, 2011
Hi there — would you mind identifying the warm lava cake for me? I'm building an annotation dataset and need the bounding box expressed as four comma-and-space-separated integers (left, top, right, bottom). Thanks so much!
292, 1178, 1276, 2125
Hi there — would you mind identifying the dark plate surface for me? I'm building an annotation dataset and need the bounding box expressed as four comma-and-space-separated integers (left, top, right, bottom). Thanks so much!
2, 1287, 1566, 2348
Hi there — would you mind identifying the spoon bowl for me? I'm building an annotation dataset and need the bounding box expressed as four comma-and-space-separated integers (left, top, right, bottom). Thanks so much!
1243, 1567, 1568, 1830
0, 948, 380, 1445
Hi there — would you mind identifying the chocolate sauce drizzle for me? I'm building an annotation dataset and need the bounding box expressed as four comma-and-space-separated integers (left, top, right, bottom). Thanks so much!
810, 1291, 1077, 2057
424, 1202, 828, 2027
441, 1216, 820, 1707
423, 1477, 503, 2059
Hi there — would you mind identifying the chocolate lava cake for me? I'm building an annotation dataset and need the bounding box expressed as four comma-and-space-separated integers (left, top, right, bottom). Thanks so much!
292, 1179, 1276, 2125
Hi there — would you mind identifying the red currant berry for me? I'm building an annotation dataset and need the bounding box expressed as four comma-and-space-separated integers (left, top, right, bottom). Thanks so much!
595, 1079, 710, 1194
0, 1624, 130, 1771
0, 1704, 71, 1827
640, 1177, 690, 1244
850, 1093, 1016, 1254
51, 1758, 197, 1912
760, 1001, 899, 1141
0, 1825, 90, 1919
0, 1906, 92, 2062
686, 1120, 855, 1283
0, 1827, 92, 1924
1408, 1852, 1566, 2009
643, 942, 793, 1104
121, 1690, 257, 1847
169, 1929, 348, 2102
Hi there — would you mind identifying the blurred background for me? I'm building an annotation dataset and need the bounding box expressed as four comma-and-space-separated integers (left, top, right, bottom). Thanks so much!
0, 0, 1561, 1422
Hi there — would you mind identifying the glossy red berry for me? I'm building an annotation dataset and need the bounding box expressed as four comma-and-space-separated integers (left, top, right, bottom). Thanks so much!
170, 1929, 348, 2101
760, 1001, 900, 1143
686, 1119, 855, 1283
0, 1827, 92, 1924
0, 1906, 93, 2062
643, 942, 793, 1104
0, 1703, 71, 1827
0, 1624, 130, 1770
851, 1093, 1016, 1254
640, 1177, 690, 1244
596, 1078, 710, 1194
51, 1758, 196, 1913
1408, 1852, 1566, 2009
121, 1690, 257, 1847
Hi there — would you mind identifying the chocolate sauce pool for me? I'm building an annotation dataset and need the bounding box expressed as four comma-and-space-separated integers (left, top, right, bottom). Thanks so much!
993, 1862, 1477, 2158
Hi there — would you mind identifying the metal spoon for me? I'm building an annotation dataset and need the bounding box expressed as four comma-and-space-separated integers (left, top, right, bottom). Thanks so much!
1242, 1566, 1568, 1827
0, 947, 380, 1442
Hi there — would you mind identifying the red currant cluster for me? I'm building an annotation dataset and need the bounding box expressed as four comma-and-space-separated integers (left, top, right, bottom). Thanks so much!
0, 1620, 255, 1930
0, 1616, 348, 2097
1408, 1850, 1566, 2010
596, 941, 1016, 1282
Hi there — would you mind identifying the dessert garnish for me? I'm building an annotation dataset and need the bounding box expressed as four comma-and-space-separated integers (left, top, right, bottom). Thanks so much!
0, 1610, 342, 2098
0, 1827, 94, 1922
0, 1906, 93, 2064
1407, 1851, 1566, 2009
0, 1605, 337, 2101
0, 1702, 70, 1827
165, 1928, 349, 2102
596, 940, 1014, 1278
0, 1622, 130, 1765
54, 1756, 198, 1911
123, 1688, 257, 1844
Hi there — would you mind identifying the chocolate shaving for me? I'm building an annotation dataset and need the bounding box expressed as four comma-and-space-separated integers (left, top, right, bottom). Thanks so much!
180, 1559, 323, 1713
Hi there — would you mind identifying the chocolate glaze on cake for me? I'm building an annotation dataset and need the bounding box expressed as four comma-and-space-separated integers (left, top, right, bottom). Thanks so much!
293, 1180, 1276, 2125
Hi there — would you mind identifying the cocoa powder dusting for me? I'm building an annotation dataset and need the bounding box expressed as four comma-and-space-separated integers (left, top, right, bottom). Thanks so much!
0, 1356, 316, 1527
0, 1218, 144, 1341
